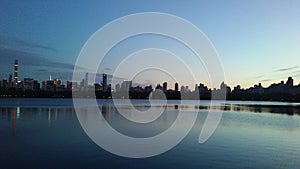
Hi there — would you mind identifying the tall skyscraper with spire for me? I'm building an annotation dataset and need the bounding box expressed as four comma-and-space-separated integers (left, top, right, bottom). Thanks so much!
103, 73, 107, 92
13, 59, 18, 86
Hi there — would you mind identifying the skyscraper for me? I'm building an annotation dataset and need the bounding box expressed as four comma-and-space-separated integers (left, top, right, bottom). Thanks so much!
8, 74, 12, 84
115, 83, 121, 92
103, 73, 107, 92
85, 72, 88, 87
175, 83, 179, 92
163, 82, 167, 92
13, 59, 18, 86
285, 77, 294, 88
121, 80, 132, 92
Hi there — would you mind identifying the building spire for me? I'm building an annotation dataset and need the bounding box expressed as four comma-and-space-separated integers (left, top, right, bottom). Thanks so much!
13, 59, 18, 86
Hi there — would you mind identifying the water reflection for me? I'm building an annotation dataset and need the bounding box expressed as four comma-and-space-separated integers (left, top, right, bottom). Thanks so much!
12, 107, 17, 135
74, 103, 180, 138
16, 107, 20, 119
0, 107, 75, 135
1, 102, 299, 137
198, 104, 300, 115
47, 107, 60, 123
1, 100, 300, 169
101, 103, 112, 120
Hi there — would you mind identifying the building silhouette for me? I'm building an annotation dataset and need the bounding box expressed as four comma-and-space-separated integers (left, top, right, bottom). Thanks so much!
8, 74, 12, 85
103, 73, 107, 92
1, 60, 300, 101
175, 83, 179, 92
155, 84, 163, 90
23, 78, 40, 90
85, 73, 88, 87
286, 77, 293, 88
163, 82, 167, 92
13, 59, 18, 86
121, 80, 132, 92
115, 83, 121, 92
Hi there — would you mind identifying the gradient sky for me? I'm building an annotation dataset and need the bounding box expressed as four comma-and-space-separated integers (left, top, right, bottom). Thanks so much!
1, 0, 300, 89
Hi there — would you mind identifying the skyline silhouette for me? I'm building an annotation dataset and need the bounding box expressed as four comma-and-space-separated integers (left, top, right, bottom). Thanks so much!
2, 1, 300, 168
1, 59, 300, 91
1, 59, 300, 101
1, 1, 300, 88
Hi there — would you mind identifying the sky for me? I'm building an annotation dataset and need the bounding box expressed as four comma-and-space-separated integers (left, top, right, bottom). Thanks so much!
0, 0, 300, 89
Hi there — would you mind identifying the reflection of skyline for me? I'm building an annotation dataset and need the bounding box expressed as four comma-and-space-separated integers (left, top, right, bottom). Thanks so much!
198, 104, 300, 115
1, 103, 299, 136
73, 102, 180, 138
101, 103, 112, 120
47, 107, 59, 123
11, 107, 16, 135
0, 107, 75, 135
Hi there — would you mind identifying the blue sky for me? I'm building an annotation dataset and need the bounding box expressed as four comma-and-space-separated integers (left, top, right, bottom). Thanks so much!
1, 0, 300, 88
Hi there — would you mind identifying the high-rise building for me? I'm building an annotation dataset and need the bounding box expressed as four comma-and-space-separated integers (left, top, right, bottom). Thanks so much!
8, 74, 12, 84
103, 73, 107, 92
85, 73, 88, 87
286, 77, 294, 88
13, 59, 18, 86
198, 83, 209, 93
67, 81, 78, 91
194, 84, 198, 92
163, 82, 167, 92
115, 83, 121, 92
180, 85, 185, 93
46, 80, 55, 91
121, 80, 132, 92
155, 84, 163, 90
23, 78, 39, 91
175, 83, 179, 92
23, 78, 34, 90
145, 85, 153, 93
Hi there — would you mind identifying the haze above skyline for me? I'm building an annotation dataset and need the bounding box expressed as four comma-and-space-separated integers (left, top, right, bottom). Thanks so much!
1, 0, 300, 88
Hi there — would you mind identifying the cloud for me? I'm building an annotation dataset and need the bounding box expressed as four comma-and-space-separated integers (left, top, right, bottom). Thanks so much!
0, 46, 74, 70
253, 75, 264, 79
104, 67, 111, 71
0, 36, 56, 52
13, 39, 56, 52
259, 79, 272, 82
275, 66, 299, 72
0, 45, 125, 83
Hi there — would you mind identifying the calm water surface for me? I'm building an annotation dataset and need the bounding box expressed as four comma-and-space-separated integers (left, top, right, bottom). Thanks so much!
0, 99, 300, 169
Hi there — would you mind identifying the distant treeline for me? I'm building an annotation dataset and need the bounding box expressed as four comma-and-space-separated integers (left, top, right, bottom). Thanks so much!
1, 88, 300, 102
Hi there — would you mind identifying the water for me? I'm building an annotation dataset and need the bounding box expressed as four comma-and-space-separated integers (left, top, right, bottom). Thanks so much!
0, 99, 300, 168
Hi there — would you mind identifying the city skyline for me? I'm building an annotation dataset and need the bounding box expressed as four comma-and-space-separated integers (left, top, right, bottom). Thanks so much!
2, 2, 300, 168
1, 1, 300, 88
1, 59, 300, 96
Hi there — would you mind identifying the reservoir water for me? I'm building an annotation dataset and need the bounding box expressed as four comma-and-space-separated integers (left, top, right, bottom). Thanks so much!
0, 99, 299, 168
